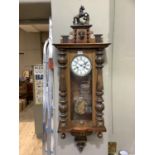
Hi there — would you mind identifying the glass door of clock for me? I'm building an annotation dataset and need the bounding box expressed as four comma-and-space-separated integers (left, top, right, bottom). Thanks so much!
70, 71, 92, 121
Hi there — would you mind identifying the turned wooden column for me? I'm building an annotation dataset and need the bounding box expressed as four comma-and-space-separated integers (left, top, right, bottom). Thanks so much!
58, 50, 68, 131
74, 29, 77, 43
95, 50, 105, 129
86, 28, 89, 43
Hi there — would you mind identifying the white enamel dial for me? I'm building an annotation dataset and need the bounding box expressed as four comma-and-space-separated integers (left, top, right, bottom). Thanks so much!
71, 55, 92, 77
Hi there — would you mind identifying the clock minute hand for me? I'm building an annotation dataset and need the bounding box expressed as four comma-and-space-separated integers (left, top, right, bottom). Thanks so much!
84, 61, 88, 65
83, 61, 88, 68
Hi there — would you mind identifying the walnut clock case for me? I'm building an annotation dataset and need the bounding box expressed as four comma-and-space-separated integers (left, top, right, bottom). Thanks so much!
53, 6, 111, 152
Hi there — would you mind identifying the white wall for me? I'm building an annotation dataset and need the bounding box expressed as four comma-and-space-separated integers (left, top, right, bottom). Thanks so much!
19, 28, 42, 77
110, 0, 135, 154
52, 0, 112, 155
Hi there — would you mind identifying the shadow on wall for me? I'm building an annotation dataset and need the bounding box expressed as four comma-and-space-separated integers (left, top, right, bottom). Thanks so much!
103, 49, 109, 65
88, 133, 105, 148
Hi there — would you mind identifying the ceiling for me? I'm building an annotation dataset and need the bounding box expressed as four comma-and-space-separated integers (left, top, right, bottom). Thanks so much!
19, 2, 51, 32
19, 0, 50, 3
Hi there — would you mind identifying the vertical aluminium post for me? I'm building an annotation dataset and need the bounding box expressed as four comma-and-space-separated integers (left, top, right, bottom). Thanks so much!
43, 17, 56, 155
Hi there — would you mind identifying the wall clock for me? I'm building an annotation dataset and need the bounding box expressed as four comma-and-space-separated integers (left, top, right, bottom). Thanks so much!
53, 6, 111, 152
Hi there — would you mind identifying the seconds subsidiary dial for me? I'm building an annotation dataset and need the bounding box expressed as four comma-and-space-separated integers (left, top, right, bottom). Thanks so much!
71, 55, 92, 77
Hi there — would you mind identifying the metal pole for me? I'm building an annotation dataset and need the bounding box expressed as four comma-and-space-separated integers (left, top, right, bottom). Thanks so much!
43, 17, 55, 155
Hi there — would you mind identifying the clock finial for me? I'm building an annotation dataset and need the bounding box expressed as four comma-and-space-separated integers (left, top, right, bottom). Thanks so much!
73, 6, 89, 25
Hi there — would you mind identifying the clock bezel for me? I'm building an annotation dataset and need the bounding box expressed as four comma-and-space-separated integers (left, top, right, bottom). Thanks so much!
70, 54, 92, 77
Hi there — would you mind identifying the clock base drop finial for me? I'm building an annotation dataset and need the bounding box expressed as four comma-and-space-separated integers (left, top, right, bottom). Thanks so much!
61, 133, 66, 139
97, 132, 103, 138
75, 135, 87, 152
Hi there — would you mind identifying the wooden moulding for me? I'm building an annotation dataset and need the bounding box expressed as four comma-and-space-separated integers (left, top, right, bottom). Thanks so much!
53, 43, 111, 50
58, 126, 106, 133
70, 24, 92, 29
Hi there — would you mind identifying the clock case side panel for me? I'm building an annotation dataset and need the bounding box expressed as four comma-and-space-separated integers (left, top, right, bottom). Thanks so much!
95, 50, 107, 137
57, 50, 68, 139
